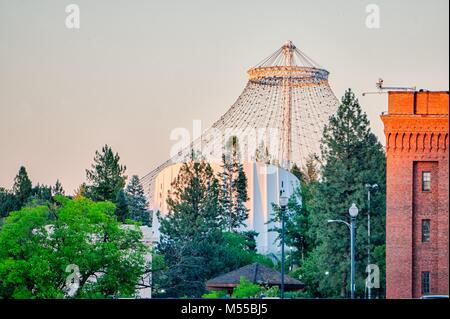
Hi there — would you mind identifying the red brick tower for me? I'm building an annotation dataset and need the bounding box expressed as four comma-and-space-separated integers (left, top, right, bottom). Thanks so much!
381, 91, 449, 299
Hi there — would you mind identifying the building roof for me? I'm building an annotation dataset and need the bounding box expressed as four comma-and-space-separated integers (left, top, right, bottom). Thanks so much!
206, 263, 304, 291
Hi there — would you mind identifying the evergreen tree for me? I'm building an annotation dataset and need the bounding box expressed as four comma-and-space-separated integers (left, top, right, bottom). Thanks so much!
52, 180, 65, 196
290, 163, 304, 182
302, 154, 320, 184
74, 183, 88, 199
157, 159, 224, 297
234, 163, 249, 228
125, 175, 151, 226
0, 188, 18, 218
303, 89, 386, 298
86, 145, 127, 202
115, 189, 128, 223
27, 184, 53, 206
218, 137, 249, 231
269, 185, 312, 265
12, 166, 32, 207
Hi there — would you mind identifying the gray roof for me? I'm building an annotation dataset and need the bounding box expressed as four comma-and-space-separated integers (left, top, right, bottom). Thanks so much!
206, 263, 304, 290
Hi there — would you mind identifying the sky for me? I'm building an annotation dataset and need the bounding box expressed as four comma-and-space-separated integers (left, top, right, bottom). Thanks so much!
0, 0, 448, 194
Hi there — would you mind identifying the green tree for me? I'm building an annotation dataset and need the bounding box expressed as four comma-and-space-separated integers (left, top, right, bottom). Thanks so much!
27, 184, 53, 207
218, 136, 249, 231
0, 197, 148, 299
305, 89, 386, 298
12, 166, 32, 207
232, 277, 262, 298
0, 188, 18, 219
115, 189, 128, 223
52, 180, 65, 196
125, 175, 151, 226
202, 290, 228, 299
270, 184, 313, 266
86, 145, 127, 202
157, 159, 224, 297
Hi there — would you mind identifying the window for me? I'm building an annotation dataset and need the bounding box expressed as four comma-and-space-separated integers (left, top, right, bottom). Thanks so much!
422, 220, 431, 242
422, 272, 430, 295
422, 172, 431, 191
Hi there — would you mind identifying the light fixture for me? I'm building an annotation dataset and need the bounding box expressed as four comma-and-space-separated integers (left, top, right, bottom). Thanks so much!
349, 203, 359, 218
280, 195, 289, 207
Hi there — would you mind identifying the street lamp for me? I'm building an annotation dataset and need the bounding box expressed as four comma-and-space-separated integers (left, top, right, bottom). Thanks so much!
327, 203, 359, 299
349, 203, 359, 299
279, 192, 289, 299
365, 183, 378, 299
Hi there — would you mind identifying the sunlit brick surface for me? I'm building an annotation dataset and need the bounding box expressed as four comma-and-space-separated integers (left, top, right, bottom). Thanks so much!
382, 91, 449, 299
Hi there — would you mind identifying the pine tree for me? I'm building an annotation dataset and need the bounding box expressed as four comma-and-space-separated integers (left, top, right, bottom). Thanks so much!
0, 188, 18, 218
125, 175, 151, 226
115, 189, 128, 223
304, 89, 386, 298
157, 159, 224, 297
12, 166, 32, 207
218, 136, 249, 231
74, 183, 88, 199
27, 184, 52, 206
290, 163, 304, 182
86, 145, 127, 202
302, 154, 320, 184
52, 180, 65, 196
234, 163, 249, 228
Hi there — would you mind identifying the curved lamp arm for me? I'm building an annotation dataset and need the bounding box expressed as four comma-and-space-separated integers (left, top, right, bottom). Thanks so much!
327, 219, 351, 230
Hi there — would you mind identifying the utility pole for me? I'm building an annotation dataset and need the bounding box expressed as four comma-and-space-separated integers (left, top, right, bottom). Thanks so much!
365, 184, 378, 299
279, 189, 289, 299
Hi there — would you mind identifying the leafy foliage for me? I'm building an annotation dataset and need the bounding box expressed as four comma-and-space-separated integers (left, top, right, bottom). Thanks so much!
0, 197, 149, 299
202, 290, 228, 299
0, 188, 18, 219
232, 277, 262, 298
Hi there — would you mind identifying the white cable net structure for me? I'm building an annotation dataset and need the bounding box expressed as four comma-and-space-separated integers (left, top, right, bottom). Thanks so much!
141, 41, 339, 203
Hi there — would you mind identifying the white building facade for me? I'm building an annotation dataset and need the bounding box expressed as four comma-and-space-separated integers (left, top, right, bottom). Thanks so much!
151, 161, 300, 255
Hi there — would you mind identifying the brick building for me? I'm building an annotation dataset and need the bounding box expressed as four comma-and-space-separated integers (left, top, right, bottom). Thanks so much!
381, 91, 449, 299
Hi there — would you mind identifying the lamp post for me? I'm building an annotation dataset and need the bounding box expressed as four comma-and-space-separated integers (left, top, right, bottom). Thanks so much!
279, 193, 289, 299
349, 203, 359, 299
365, 184, 378, 299
328, 203, 359, 299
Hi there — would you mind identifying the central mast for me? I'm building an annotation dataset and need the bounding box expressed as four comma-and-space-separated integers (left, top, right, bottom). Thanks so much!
281, 41, 294, 169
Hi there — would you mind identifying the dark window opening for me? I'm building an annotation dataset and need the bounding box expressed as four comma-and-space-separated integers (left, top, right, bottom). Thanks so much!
422, 220, 431, 242
422, 272, 430, 295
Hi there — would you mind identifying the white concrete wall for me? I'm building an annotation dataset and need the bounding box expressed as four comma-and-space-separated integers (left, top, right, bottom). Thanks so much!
150, 162, 300, 255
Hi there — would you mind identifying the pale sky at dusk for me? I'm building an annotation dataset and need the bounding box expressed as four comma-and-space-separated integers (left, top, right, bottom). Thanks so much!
0, 0, 448, 194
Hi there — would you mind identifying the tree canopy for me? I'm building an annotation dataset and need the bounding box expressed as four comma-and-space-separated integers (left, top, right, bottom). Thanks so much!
301, 89, 386, 298
0, 197, 149, 299
85, 145, 127, 202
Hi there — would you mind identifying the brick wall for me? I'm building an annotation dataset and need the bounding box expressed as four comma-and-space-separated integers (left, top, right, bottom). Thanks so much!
381, 91, 449, 299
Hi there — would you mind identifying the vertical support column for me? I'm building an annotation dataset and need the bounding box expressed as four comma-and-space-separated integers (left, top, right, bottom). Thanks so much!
281, 41, 294, 170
